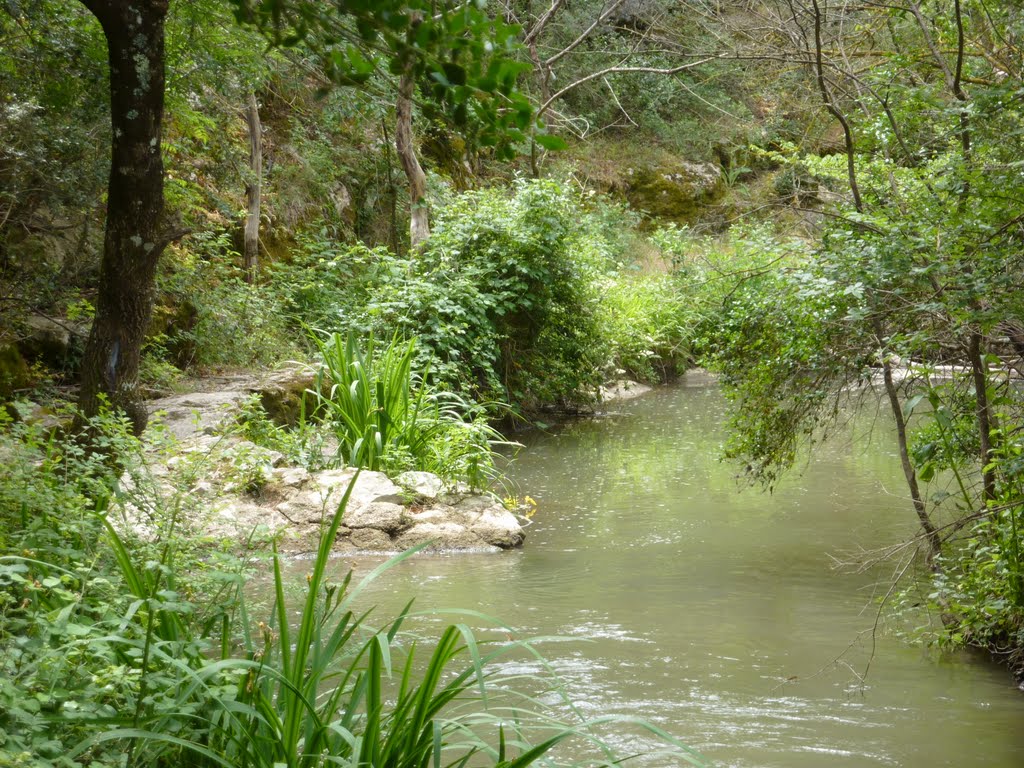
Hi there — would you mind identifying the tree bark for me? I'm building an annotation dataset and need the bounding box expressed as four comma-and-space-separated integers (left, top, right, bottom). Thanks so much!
77, 0, 170, 434
968, 332, 997, 504
243, 91, 262, 282
396, 64, 429, 250
810, 0, 862, 213
880, 353, 942, 563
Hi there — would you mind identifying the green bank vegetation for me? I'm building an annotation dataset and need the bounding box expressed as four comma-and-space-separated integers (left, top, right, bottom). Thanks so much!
3, 0, 1024, 764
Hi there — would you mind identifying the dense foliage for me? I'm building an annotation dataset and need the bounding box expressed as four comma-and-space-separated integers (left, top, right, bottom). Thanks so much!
4, 1, 1024, 759
703, 0, 1024, 672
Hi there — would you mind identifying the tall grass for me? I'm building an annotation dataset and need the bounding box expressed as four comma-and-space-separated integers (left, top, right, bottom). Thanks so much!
309, 332, 511, 489
71, 473, 708, 768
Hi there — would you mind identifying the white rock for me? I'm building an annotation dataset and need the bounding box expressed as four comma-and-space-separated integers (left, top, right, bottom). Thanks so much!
344, 501, 407, 533
600, 379, 652, 402
313, 469, 403, 506
467, 505, 525, 549
349, 528, 395, 551
271, 466, 310, 488
396, 471, 445, 499
276, 491, 331, 526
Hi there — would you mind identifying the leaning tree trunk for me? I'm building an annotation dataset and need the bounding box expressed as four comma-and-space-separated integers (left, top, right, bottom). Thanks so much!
77, 0, 170, 434
395, 64, 429, 250
243, 91, 262, 282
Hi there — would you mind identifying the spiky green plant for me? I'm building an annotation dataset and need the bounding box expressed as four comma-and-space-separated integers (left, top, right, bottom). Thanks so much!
309, 332, 510, 489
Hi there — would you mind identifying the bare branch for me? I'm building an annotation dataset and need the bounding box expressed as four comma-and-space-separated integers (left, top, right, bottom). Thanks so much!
545, 0, 627, 66
539, 57, 718, 117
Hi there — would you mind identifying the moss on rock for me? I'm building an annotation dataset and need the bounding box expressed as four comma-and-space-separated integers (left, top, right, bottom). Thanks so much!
0, 344, 32, 400
624, 162, 725, 223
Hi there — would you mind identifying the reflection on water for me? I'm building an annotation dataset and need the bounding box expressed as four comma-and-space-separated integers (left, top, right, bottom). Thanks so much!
296, 375, 1024, 767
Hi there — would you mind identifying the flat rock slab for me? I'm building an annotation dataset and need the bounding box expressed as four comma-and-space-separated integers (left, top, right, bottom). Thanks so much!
146, 367, 313, 441
136, 373, 526, 555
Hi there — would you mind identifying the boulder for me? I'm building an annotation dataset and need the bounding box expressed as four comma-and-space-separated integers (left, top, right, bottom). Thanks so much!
467, 505, 526, 549
624, 161, 724, 223
314, 468, 404, 506
349, 528, 396, 551
393, 522, 498, 552
256, 367, 318, 426
344, 501, 407, 533
276, 490, 332, 526
396, 470, 445, 499
270, 466, 310, 489
18, 315, 86, 371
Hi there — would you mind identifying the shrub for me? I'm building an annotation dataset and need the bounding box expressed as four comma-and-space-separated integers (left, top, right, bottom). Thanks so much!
153, 231, 300, 371
599, 273, 695, 383
268, 232, 386, 333
362, 179, 609, 410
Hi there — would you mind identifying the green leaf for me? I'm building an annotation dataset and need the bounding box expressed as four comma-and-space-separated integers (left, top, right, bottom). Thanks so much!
534, 134, 568, 151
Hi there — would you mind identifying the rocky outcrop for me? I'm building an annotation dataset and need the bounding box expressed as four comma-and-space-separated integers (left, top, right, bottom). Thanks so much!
121, 422, 526, 555
200, 461, 525, 554
135, 371, 527, 555
146, 366, 315, 440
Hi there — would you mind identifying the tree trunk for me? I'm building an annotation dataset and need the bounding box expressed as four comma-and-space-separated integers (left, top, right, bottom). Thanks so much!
880, 353, 942, 563
243, 91, 262, 282
527, 40, 550, 179
396, 65, 429, 250
968, 332, 997, 504
810, 0, 862, 212
77, 0, 169, 434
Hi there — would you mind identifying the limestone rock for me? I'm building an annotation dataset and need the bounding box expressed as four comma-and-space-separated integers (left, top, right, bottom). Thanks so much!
149, 390, 247, 440
394, 522, 498, 552
314, 469, 403, 506
624, 161, 724, 223
256, 367, 317, 426
349, 527, 395, 551
271, 466, 310, 489
467, 505, 526, 549
18, 315, 86, 371
276, 490, 332, 526
344, 501, 407, 533
396, 471, 445, 499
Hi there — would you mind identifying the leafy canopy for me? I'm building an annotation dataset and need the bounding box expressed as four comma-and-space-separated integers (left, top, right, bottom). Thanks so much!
231, 0, 535, 157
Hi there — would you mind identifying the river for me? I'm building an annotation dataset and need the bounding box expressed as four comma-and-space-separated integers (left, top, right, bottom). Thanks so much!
312, 374, 1024, 767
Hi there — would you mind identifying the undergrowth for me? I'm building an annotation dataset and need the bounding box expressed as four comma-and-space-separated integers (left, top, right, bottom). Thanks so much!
0, 410, 707, 768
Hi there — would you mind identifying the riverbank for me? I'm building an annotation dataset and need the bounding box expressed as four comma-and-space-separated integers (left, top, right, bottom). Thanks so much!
116, 364, 675, 556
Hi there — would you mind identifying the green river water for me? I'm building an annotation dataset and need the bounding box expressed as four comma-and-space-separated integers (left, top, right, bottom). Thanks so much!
308, 374, 1024, 767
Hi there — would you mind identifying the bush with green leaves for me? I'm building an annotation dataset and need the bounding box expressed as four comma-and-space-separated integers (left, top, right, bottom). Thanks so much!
0, 405, 249, 768
926, 508, 1024, 668
361, 179, 612, 410
152, 231, 300, 372
267, 233, 388, 334
598, 273, 696, 384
